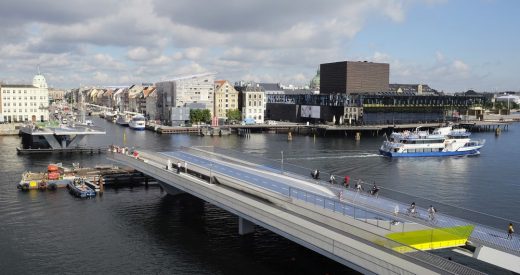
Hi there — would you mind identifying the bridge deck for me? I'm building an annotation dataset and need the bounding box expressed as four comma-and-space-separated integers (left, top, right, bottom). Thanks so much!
111, 147, 519, 273
161, 149, 519, 256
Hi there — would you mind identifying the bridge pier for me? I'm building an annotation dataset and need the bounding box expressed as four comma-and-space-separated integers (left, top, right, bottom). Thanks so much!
238, 217, 255, 235
158, 181, 185, 195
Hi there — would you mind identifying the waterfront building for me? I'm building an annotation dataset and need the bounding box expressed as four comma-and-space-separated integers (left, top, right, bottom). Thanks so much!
88, 88, 102, 104
101, 89, 114, 108
155, 73, 216, 125
320, 61, 389, 94
0, 72, 49, 123
266, 93, 349, 123
145, 88, 159, 121
48, 88, 67, 102
214, 80, 239, 119
241, 84, 265, 124
343, 106, 363, 125
359, 93, 485, 124
259, 83, 284, 95
112, 88, 126, 112
389, 84, 437, 95
127, 85, 144, 113
141, 86, 155, 116
265, 92, 485, 125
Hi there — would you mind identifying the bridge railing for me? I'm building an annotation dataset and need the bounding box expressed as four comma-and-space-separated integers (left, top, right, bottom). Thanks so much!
112, 151, 484, 275
185, 146, 520, 252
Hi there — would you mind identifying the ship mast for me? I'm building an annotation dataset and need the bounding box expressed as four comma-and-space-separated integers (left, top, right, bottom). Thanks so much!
79, 85, 86, 124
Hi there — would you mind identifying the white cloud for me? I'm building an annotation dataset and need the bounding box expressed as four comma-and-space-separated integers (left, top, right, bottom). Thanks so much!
93, 71, 110, 83
4, 0, 500, 92
184, 48, 205, 60
127, 47, 155, 61
452, 60, 469, 72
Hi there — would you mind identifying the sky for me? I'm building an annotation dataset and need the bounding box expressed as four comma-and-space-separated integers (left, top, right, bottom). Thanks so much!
0, 0, 518, 93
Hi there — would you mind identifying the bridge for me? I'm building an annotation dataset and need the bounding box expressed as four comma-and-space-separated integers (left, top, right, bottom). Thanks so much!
109, 147, 519, 274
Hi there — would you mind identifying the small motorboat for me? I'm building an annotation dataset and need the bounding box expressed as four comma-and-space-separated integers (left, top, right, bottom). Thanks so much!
67, 177, 96, 198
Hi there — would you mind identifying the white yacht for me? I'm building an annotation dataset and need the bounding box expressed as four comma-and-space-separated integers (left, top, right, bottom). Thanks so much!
129, 115, 146, 130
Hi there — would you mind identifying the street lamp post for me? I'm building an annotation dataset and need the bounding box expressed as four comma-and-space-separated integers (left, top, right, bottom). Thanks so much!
281, 150, 284, 174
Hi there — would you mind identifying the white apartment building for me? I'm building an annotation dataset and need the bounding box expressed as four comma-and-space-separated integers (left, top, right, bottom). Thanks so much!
241, 84, 265, 124
0, 73, 49, 123
156, 73, 215, 124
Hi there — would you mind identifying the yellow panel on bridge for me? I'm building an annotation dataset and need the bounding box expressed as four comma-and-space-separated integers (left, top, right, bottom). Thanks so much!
385, 225, 475, 253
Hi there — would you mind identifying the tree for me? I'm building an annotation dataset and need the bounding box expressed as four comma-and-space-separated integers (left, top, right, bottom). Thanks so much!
190, 109, 212, 124
226, 109, 241, 121
201, 109, 211, 123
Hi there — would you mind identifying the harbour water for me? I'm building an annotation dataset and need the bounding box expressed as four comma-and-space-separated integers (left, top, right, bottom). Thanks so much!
1, 117, 519, 274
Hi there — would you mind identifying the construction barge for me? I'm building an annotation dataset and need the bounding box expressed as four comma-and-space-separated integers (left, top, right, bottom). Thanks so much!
18, 163, 154, 191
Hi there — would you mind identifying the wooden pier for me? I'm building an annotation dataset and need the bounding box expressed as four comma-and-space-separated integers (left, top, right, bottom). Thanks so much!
156, 126, 201, 134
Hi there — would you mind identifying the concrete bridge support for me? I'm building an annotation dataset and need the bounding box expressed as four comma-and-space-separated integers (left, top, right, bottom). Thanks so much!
158, 181, 185, 196
238, 217, 255, 235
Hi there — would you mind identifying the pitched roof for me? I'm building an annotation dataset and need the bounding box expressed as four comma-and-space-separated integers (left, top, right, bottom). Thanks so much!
142, 86, 156, 98
215, 80, 226, 86
258, 83, 282, 91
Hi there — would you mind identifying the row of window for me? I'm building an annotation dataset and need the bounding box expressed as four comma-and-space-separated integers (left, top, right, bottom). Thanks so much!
245, 109, 263, 114
248, 94, 263, 99
403, 148, 443, 153
2, 109, 43, 113
3, 102, 44, 107
248, 100, 263, 107
2, 96, 47, 100
401, 139, 444, 144
3, 115, 45, 123
2, 90, 30, 94
218, 99, 237, 103
217, 104, 236, 108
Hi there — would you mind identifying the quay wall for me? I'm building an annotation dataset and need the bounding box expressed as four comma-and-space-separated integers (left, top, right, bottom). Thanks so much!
0, 123, 22, 136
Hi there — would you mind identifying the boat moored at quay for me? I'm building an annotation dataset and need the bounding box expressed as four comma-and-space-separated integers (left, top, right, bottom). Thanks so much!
115, 114, 130, 126
129, 114, 146, 130
67, 177, 96, 198
379, 125, 485, 157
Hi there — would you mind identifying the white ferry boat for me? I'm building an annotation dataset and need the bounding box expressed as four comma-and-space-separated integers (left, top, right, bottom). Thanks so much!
129, 115, 146, 130
379, 125, 485, 157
